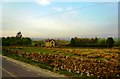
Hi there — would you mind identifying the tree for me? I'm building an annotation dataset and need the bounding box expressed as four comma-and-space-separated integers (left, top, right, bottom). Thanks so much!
70, 38, 75, 47
107, 37, 114, 48
22, 37, 32, 46
33, 40, 44, 46
2, 37, 32, 46
95, 37, 98, 45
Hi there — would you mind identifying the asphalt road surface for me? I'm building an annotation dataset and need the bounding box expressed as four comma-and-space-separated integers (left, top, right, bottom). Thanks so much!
1, 56, 66, 79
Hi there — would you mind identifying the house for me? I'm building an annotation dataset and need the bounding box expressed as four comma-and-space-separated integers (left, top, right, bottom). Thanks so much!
45, 39, 56, 47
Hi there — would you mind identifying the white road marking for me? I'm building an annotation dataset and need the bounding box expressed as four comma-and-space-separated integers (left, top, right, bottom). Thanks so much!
0, 67, 18, 79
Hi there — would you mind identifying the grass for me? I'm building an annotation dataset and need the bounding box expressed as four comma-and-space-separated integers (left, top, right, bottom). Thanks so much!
58, 70, 81, 77
0, 51, 2, 55
94, 57, 103, 60
3, 46, 79, 57
17, 47, 53, 53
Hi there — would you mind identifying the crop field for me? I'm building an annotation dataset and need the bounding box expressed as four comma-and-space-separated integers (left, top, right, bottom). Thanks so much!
2, 46, 120, 78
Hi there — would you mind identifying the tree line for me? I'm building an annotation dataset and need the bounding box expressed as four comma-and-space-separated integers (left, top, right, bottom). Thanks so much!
2, 37, 32, 46
70, 37, 114, 48
1, 36, 118, 48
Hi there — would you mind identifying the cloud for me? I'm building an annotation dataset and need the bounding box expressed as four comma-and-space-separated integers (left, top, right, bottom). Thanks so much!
52, 7, 74, 12
36, 0, 51, 6
52, 7, 63, 11
25, 18, 68, 31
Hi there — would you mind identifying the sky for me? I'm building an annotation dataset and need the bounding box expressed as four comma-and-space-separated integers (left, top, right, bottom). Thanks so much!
2, 0, 118, 38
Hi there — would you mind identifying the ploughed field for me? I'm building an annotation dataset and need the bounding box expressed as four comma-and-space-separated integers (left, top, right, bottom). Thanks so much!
2, 46, 120, 78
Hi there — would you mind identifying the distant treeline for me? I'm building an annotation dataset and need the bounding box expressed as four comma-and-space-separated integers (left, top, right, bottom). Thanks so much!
2, 37, 32, 46
1, 36, 119, 48
70, 37, 115, 48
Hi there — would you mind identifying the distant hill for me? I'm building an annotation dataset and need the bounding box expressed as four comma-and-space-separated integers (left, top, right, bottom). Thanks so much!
31, 38, 71, 41
31, 38, 46, 41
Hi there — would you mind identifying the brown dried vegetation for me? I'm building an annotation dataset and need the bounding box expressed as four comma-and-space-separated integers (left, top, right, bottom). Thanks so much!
3, 48, 120, 78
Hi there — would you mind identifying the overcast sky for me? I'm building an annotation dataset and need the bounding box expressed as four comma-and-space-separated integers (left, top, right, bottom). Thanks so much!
2, 0, 118, 38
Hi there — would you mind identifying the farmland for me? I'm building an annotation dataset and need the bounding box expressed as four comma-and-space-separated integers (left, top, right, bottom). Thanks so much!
2, 46, 120, 78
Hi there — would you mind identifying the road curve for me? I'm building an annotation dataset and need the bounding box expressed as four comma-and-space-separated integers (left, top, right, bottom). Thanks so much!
1, 56, 68, 79
2, 56, 46, 77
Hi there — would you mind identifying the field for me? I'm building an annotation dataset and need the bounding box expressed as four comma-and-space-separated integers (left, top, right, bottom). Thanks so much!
2, 46, 120, 78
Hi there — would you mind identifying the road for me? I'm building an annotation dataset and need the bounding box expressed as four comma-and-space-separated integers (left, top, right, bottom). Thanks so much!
2, 56, 47, 78
1, 56, 67, 79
